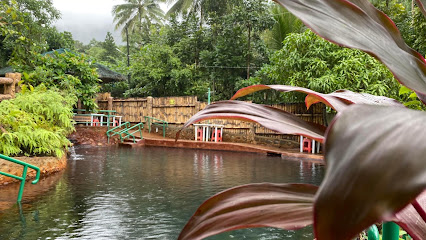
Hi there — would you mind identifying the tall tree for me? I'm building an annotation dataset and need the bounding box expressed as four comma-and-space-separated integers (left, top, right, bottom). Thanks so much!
166, 0, 234, 25
166, 0, 203, 17
112, 0, 165, 36
100, 32, 120, 64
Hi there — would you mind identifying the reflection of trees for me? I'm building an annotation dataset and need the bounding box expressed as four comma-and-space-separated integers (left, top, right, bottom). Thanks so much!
0, 147, 325, 239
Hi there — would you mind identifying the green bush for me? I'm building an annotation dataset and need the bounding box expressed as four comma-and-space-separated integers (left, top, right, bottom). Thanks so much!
20, 50, 100, 111
0, 85, 76, 157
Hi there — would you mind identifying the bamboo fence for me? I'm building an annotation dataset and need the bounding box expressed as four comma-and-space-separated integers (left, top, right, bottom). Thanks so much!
97, 93, 325, 141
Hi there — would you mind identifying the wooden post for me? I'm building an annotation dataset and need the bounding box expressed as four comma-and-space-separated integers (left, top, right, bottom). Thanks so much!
13, 73, 20, 95
0, 77, 13, 94
108, 97, 113, 111
5, 73, 20, 97
77, 99, 82, 114
147, 96, 153, 118
249, 122, 256, 143
195, 101, 201, 114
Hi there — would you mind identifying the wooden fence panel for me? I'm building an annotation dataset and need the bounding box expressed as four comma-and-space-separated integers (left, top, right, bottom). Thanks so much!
106, 98, 147, 123
152, 96, 199, 124
97, 101, 108, 110
96, 94, 326, 142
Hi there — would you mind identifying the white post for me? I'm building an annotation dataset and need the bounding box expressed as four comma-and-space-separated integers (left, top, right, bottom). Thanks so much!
215, 126, 218, 142
100, 115, 104, 126
90, 115, 93, 126
195, 125, 198, 141
221, 127, 223, 141
300, 135, 303, 153
312, 140, 316, 154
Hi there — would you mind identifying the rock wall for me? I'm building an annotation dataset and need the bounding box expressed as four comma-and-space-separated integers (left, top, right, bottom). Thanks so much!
0, 154, 67, 185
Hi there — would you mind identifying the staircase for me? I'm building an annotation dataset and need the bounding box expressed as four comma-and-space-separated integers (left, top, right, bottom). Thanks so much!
106, 122, 144, 144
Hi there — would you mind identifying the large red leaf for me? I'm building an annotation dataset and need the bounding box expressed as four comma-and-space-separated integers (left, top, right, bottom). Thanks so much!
394, 191, 426, 240
231, 85, 403, 112
314, 105, 426, 240
416, 0, 426, 17
272, 0, 426, 103
178, 183, 317, 240
176, 100, 326, 142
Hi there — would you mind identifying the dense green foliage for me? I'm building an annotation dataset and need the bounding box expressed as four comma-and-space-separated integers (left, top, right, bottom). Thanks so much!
105, 0, 274, 100
0, 1, 101, 157
101, 32, 120, 64
0, 85, 76, 157
1, 1, 99, 110
249, 29, 399, 102
0, 0, 74, 68
3, 0, 424, 105
19, 50, 100, 110
126, 43, 196, 97
101, 0, 424, 104
372, 0, 426, 56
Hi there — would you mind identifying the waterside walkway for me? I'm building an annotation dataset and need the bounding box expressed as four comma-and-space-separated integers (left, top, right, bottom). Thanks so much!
121, 132, 324, 164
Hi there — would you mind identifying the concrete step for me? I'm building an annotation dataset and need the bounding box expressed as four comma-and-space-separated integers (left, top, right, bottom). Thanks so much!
119, 138, 144, 147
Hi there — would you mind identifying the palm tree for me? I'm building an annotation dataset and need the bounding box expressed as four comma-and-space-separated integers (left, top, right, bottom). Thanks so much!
263, 4, 304, 50
112, 0, 165, 36
166, 0, 231, 24
166, 0, 202, 16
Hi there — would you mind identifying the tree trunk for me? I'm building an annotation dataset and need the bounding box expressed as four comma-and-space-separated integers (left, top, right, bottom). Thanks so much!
126, 25, 131, 86
247, 24, 252, 80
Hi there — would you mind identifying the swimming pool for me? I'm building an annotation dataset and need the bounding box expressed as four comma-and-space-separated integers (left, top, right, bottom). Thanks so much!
0, 146, 324, 239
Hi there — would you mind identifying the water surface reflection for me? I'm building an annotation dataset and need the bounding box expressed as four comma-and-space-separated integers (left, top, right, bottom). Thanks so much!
0, 146, 324, 239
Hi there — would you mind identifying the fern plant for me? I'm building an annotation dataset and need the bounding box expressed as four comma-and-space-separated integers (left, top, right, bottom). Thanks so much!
0, 85, 76, 157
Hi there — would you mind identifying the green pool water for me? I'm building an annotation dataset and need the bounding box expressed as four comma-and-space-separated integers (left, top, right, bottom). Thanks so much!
0, 146, 324, 239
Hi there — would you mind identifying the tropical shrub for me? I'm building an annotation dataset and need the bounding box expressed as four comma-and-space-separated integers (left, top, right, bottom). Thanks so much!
19, 50, 100, 110
0, 85, 76, 157
126, 43, 195, 98
176, 0, 426, 239
250, 29, 400, 103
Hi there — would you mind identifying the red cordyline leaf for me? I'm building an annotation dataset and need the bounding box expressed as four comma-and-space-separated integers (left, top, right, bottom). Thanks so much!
176, 100, 326, 142
315, 105, 426, 240
416, 0, 426, 17
394, 191, 426, 239
231, 85, 404, 112
178, 183, 318, 240
272, 0, 426, 104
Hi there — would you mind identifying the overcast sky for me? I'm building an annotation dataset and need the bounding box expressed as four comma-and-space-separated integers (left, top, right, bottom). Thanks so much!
52, 0, 168, 45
